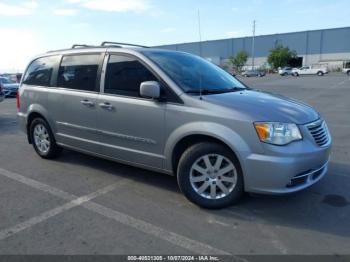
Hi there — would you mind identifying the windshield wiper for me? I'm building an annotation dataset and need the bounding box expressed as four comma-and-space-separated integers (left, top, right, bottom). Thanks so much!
185, 87, 245, 95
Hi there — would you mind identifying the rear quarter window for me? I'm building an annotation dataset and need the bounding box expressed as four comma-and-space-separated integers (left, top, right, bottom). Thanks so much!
23, 56, 59, 86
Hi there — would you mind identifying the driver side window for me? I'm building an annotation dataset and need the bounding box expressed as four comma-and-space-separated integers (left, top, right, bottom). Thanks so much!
104, 55, 157, 98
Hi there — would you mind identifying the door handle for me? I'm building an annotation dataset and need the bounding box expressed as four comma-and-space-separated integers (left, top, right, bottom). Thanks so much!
80, 100, 95, 107
99, 102, 114, 111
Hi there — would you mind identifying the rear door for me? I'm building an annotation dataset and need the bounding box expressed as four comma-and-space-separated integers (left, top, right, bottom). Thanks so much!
96, 53, 166, 169
48, 53, 104, 153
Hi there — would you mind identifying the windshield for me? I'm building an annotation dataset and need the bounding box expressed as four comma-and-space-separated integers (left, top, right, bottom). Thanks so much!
0, 77, 14, 84
142, 50, 246, 94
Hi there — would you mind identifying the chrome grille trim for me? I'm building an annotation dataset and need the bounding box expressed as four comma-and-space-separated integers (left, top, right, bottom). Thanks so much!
306, 119, 330, 147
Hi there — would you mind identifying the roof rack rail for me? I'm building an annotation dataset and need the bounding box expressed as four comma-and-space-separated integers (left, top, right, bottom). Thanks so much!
101, 41, 149, 48
72, 44, 96, 49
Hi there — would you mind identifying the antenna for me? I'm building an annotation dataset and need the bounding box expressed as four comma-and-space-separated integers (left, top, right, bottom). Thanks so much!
197, 9, 203, 100
252, 20, 256, 70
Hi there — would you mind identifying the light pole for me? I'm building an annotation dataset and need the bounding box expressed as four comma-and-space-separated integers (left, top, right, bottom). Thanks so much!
252, 20, 256, 70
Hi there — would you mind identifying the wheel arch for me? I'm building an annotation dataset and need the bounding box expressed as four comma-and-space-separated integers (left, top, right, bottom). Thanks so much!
26, 105, 54, 144
165, 122, 250, 176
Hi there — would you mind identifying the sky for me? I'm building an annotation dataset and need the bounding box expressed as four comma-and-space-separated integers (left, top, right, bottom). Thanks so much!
0, 0, 349, 72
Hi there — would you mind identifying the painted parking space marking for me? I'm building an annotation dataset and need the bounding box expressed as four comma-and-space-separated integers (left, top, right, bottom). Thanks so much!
0, 167, 232, 255
0, 183, 119, 241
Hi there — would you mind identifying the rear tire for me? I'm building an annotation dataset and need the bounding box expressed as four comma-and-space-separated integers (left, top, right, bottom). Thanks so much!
293, 72, 299, 77
177, 143, 244, 209
347, 71, 350, 76
317, 71, 324, 76
30, 118, 62, 159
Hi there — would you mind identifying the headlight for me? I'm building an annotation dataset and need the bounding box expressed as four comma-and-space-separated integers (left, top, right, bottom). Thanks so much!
254, 122, 302, 145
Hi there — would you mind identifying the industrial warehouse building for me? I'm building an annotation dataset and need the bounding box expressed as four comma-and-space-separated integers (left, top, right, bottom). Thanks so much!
156, 26, 350, 70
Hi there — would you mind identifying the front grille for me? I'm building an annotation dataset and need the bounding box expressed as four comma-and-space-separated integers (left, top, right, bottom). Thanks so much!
306, 119, 330, 147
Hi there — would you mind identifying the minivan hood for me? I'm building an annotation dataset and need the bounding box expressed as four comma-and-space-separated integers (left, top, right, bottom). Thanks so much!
204, 89, 319, 125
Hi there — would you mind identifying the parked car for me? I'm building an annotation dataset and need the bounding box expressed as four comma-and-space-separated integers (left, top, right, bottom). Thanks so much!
278, 67, 293, 76
292, 66, 328, 76
0, 76, 20, 97
0, 83, 4, 103
18, 43, 332, 209
241, 70, 266, 77
342, 61, 350, 76
227, 69, 237, 77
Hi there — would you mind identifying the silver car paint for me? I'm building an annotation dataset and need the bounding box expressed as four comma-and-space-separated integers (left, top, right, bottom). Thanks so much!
18, 47, 332, 194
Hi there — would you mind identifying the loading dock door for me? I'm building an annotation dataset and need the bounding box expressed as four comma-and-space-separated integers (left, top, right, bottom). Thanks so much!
289, 57, 303, 68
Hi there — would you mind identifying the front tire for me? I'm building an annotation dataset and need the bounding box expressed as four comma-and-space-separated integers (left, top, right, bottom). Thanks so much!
177, 143, 244, 209
347, 71, 350, 76
30, 118, 62, 159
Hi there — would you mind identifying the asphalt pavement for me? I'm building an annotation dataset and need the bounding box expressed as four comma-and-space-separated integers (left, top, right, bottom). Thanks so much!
0, 74, 349, 255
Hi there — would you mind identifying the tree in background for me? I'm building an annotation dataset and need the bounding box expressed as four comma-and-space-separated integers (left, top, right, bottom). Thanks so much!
268, 45, 297, 70
228, 50, 249, 72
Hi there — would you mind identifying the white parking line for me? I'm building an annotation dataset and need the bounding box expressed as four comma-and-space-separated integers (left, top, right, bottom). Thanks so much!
0, 167, 75, 200
0, 183, 119, 241
83, 201, 231, 255
0, 167, 232, 256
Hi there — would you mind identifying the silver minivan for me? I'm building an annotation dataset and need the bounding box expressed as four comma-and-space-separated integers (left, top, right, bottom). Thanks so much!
17, 42, 332, 208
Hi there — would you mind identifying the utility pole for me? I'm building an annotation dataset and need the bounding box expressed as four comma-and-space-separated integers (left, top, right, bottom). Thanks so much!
196, 9, 204, 100
252, 20, 256, 70
197, 9, 203, 57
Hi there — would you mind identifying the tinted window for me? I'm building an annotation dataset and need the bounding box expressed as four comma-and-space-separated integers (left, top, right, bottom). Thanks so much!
23, 56, 59, 86
142, 50, 245, 93
105, 55, 157, 97
57, 54, 100, 91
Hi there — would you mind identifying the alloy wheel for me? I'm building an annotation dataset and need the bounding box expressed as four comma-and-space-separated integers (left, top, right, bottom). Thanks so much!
33, 124, 51, 154
189, 154, 237, 200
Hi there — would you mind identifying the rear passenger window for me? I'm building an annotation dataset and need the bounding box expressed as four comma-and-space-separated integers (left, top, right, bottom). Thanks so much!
23, 56, 59, 86
105, 55, 157, 97
57, 54, 100, 92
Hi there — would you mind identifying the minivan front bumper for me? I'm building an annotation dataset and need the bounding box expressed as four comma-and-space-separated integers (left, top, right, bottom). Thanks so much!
242, 122, 332, 194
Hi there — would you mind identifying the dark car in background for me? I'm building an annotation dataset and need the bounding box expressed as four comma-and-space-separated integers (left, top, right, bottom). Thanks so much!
0, 77, 20, 98
0, 84, 4, 102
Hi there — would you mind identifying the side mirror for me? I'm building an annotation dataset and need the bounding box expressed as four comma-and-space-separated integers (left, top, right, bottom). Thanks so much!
140, 81, 160, 99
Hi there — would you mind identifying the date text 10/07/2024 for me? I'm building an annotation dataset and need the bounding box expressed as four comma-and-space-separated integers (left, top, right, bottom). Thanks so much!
127, 256, 221, 261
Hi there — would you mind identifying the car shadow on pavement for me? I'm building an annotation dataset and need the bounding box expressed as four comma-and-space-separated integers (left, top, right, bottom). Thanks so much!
55, 149, 181, 194
54, 149, 350, 239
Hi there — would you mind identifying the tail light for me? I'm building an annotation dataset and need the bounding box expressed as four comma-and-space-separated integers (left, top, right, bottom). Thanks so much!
16, 92, 20, 110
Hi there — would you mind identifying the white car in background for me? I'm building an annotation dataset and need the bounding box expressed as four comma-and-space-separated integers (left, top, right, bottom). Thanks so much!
343, 61, 350, 76
292, 66, 328, 76
278, 67, 293, 76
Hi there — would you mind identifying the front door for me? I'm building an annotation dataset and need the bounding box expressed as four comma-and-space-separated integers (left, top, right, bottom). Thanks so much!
96, 54, 166, 169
